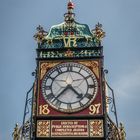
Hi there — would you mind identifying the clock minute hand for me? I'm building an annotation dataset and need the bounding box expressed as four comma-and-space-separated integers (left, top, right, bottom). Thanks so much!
55, 85, 69, 99
69, 85, 83, 98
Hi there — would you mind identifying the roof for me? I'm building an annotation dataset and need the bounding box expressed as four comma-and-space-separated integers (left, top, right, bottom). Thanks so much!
46, 21, 93, 40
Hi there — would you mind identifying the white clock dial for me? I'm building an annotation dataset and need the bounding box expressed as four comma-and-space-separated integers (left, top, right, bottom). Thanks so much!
42, 62, 98, 113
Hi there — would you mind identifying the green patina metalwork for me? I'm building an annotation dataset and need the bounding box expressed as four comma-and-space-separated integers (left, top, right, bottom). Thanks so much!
38, 22, 100, 48
46, 22, 92, 39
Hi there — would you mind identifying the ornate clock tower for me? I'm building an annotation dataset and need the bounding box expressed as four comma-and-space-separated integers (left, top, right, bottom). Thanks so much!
12, 1, 126, 140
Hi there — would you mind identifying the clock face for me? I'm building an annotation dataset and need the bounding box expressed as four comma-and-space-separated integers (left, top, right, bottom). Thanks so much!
42, 62, 98, 113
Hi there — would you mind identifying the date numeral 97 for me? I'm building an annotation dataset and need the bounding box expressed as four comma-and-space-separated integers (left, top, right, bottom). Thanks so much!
89, 103, 101, 115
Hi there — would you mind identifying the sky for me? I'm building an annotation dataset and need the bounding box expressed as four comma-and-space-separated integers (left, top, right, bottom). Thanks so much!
0, 0, 140, 139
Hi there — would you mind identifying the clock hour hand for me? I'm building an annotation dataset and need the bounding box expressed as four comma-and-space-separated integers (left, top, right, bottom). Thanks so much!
69, 85, 83, 98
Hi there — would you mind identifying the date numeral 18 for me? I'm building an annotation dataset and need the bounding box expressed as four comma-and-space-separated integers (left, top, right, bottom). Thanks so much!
39, 104, 50, 115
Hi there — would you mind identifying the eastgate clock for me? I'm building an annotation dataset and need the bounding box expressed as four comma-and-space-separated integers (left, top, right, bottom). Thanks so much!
41, 62, 98, 113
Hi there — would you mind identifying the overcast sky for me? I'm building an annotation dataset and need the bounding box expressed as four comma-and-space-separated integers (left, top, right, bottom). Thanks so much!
0, 0, 140, 139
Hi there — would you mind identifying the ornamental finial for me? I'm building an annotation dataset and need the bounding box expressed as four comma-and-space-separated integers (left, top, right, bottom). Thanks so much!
92, 22, 105, 44
64, 0, 75, 23
33, 25, 48, 44
68, 0, 74, 10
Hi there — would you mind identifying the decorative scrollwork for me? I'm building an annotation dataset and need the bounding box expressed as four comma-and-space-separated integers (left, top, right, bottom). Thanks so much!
107, 116, 126, 140
12, 123, 20, 140
106, 96, 113, 104
104, 69, 119, 126
37, 120, 50, 137
107, 116, 120, 140
12, 120, 31, 140
65, 49, 74, 57
119, 123, 126, 140
39, 48, 102, 59
22, 120, 31, 140
90, 120, 104, 137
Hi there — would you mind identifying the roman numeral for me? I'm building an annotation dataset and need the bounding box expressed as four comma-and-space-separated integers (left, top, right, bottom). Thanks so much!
44, 86, 51, 90
79, 101, 84, 107
57, 68, 62, 73
46, 93, 54, 101
67, 104, 72, 110
85, 75, 92, 79
67, 66, 72, 71
85, 93, 93, 99
88, 85, 96, 88
54, 100, 61, 108
46, 76, 54, 81
78, 67, 82, 72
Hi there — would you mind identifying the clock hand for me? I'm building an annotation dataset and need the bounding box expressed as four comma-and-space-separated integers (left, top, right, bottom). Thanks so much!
54, 87, 64, 96
69, 85, 83, 98
55, 85, 69, 99
73, 78, 83, 82
54, 84, 83, 101
75, 87, 84, 95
